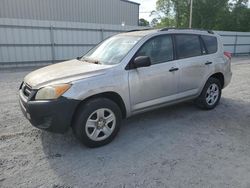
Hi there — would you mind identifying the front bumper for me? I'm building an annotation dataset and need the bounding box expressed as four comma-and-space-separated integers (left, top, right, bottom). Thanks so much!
19, 90, 80, 133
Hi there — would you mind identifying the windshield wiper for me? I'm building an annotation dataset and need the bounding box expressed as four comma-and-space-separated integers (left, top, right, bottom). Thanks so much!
81, 57, 101, 64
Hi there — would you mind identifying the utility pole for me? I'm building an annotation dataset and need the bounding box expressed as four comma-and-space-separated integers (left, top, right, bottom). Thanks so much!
189, 0, 193, 28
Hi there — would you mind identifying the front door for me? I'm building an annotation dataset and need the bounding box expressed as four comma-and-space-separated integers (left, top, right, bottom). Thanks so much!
128, 35, 179, 112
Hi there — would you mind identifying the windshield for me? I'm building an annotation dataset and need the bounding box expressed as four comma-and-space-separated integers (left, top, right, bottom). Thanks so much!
82, 35, 142, 65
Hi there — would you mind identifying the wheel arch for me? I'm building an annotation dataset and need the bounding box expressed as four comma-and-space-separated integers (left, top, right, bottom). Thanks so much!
198, 72, 225, 96
209, 72, 225, 88
71, 92, 127, 126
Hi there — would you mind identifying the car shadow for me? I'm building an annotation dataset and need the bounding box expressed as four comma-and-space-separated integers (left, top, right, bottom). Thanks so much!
40, 97, 250, 186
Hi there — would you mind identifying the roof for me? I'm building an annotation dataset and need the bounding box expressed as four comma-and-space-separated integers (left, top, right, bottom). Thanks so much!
0, 0, 140, 26
120, 0, 140, 6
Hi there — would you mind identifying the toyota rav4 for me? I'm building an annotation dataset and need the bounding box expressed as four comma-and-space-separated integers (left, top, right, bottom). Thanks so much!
19, 28, 232, 147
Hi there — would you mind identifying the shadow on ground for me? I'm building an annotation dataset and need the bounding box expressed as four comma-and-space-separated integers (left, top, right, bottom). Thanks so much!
40, 97, 250, 187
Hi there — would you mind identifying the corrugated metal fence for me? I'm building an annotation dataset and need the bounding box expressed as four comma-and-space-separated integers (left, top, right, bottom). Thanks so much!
0, 19, 250, 68
215, 31, 250, 56
0, 18, 143, 68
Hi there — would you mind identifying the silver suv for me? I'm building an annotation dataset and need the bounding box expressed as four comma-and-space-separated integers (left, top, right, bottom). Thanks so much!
19, 28, 232, 147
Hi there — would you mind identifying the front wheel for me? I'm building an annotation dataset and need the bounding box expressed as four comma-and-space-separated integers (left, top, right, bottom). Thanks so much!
72, 98, 122, 148
195, 78, 222, 110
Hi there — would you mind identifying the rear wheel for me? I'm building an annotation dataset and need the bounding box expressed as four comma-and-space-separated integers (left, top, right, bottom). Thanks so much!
72, 98, 122, 147
195, 78, 222, 110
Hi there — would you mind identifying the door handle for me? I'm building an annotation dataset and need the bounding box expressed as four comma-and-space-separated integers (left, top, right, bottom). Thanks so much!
169, 67, 179, 72
205, 61, 213, 65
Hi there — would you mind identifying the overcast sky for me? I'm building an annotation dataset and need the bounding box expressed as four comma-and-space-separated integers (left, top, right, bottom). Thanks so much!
132, 0, 157, 22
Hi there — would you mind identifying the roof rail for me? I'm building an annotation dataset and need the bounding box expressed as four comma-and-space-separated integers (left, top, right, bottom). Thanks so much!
127, 28, 152, 32
159, 27, 175, 31
159, 28, 214, 34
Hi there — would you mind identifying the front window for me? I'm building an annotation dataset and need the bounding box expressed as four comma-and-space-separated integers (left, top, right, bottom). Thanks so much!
82, 35, 142, 65
135, 35, 174, 65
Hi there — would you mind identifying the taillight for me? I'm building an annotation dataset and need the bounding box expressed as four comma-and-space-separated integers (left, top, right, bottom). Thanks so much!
224, 51, 232, 60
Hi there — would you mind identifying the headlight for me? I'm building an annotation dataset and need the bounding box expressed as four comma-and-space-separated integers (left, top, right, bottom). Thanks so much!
35, 84, 71, 100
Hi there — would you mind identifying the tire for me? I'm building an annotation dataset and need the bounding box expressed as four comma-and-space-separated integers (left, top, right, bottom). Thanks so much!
72, 97, 122, 148
195, 77, 222, 110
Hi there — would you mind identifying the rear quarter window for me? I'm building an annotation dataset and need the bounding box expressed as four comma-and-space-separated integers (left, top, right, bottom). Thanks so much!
201, 35, 218, 54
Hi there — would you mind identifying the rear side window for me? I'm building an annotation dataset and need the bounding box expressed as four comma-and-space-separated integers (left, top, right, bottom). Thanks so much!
175, 35, 202, 59
201, 35, 218, 54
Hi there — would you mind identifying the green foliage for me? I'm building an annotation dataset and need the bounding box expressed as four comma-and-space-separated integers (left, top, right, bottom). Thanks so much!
154, 0, 250, 31
156, 17, 176, 28
155, 0, 189, 28
192, 0, 229, 29
227, 0, 250, 31
139, 18, 150, 26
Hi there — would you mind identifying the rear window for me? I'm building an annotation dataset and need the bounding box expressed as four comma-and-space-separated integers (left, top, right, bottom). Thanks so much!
201, 35, 218, 54
175, 35, 202, 59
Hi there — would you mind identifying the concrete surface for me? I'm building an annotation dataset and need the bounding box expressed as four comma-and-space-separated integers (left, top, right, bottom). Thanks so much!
0, 58, 250, 188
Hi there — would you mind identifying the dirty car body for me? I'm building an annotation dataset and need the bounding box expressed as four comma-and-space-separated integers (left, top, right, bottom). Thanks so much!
19, 28, 232, 147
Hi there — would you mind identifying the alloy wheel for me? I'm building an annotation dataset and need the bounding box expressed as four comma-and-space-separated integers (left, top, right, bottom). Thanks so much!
85, 108, 116, 141
206, 83, 219, 106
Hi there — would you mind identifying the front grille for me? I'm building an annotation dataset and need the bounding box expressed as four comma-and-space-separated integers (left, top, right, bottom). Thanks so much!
22, 83, 32, 98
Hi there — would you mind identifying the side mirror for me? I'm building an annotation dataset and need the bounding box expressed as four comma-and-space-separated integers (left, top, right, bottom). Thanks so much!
133, 56, 151, 68
76, 56, 82, 60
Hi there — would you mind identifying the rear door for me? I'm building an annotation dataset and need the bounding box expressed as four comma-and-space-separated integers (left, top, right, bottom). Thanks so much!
174, 34, 210, 97
200, 35, 219, 70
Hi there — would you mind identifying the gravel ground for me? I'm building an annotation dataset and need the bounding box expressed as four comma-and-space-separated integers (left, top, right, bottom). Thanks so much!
0, 57, 250, 188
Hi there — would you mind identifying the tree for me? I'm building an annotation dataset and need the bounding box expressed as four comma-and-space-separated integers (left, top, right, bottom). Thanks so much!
154, 0, 250, 31
150, 18, 160, 27
154, 17, 176, 28
155, 0, 189, 28
192, 0, 229, 30
229, 0, 250, 31
139, 18, 150, 26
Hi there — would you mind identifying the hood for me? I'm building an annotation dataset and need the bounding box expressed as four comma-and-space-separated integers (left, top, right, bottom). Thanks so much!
24, 59, 111, 89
